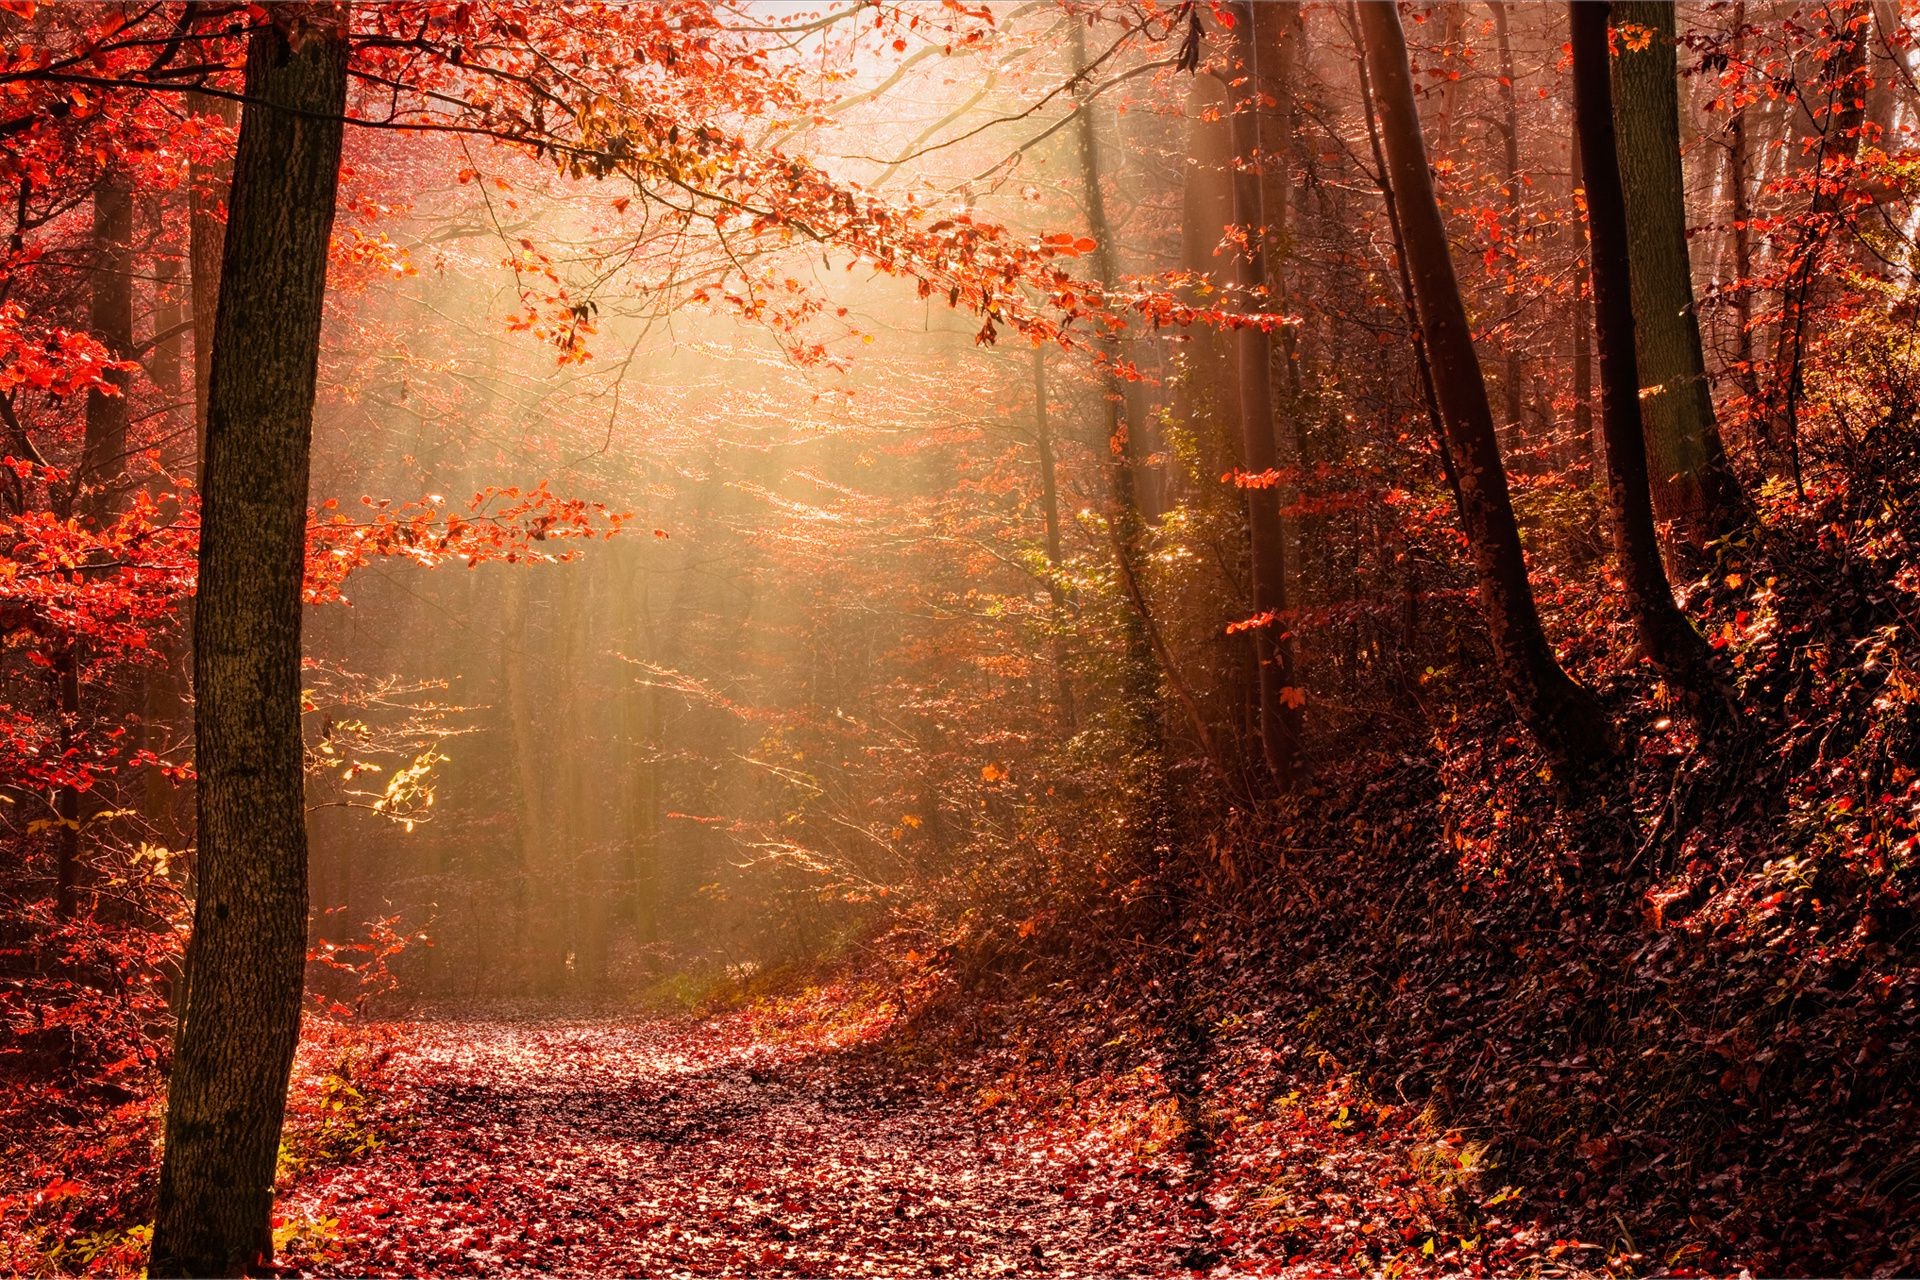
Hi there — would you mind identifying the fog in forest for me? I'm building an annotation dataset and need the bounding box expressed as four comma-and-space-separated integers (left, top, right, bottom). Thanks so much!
11, 2, 1920, 1273
301, 17, 1181, 995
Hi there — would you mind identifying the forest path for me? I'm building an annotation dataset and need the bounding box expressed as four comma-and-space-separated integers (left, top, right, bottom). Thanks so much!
279, 1007, 1211, 1277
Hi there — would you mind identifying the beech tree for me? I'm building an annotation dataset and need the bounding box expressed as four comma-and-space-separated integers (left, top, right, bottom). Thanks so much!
1610, 0, 1746, 553
149, 9, 350, 1273
1570, 0, 1721, 712
1226, 0, 1301, 787
1357, 0, 1610, 776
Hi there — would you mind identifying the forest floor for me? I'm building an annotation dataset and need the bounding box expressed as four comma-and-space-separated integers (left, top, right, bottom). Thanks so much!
265, 976, 1578, 1279
279, 1006, 1200, 1277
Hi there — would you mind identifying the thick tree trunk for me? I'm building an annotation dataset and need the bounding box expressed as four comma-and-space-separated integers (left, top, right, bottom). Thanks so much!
1358, 1, 1613, 776
1609, 0, 1747, 551
1228, 2, 1301, 786
188, 90, 240, 482
149, 11, 348, 1276
1571, 1, 1722, 707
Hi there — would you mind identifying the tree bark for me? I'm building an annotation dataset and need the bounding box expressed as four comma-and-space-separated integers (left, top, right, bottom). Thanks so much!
1358, 1, 1613, 776
1570, 1, 1722, 707
1228, 1, 1302, 786
1610, 0, 1747, 551
149, 10, 348, 1276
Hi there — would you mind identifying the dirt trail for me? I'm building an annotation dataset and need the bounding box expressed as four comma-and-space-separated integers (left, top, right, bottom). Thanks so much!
281, 1011, 1209, 1277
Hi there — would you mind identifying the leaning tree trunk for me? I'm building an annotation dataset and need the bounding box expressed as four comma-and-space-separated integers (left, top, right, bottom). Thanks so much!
1227, 0, 1302, 786
1357, 1, 1613, 777
1570, 1, 1722, 709
1610, 0, 1747, 553
149, 11, 348, 1277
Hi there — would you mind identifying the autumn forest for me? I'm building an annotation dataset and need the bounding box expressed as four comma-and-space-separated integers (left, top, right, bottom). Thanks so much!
2, 1, 1917, 1276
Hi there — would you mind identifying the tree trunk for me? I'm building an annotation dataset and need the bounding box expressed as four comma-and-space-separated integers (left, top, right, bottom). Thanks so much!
149, 11, 348, 1276
50, 169, 136, 915
1353, 10, 1459, 504
1068, 18, 1163, 754
1033, 348, 1075, 730
80, 168, 132, 522
1358, 0, 1613, 776
1253, 1, 1304, 406
1570, 1, 1722, 707
1726, 0, 1760, 404
1768, 0, 1869, 476
1571, 132, 1596, 458
1610, 0, 1747, 552
1489, 1, 1529, 449
1228, 1, 1302, 786
147, 193, 186, 403
142, 188, 191, 848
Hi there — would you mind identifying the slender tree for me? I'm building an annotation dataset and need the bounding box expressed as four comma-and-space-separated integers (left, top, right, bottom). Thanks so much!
1723, 0, 1761, 404
1571, 132, 1596, 456
1227, 1, 1301, 786
1067, 17, 1164, 752
1032, 348, 1075, 730
1610, 0, 1747, 552
1358, 0, 1612, 776
1488, 1, 1529, 448
49, 168, 135, 918
79, 167, 132, 521
1769, 0, 1869, 476
149, 8, 349, 1274
1570, 1, 1722, 708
